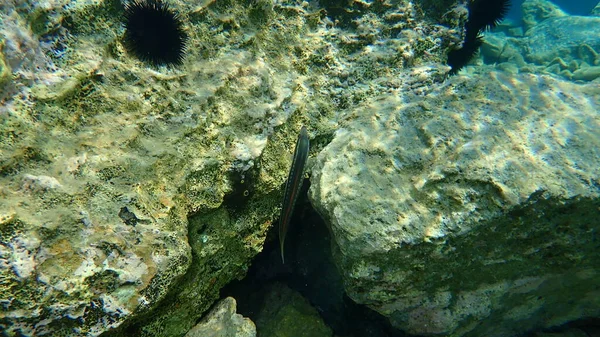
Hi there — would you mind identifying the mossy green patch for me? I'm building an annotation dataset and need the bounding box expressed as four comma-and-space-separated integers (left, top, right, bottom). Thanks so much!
255, 283, 332, 337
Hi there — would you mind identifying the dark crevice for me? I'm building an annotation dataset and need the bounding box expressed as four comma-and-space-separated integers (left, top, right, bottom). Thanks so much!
221, 178, 413, 337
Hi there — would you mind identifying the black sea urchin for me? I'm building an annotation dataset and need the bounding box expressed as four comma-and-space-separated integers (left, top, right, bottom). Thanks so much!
123, 0, 188, 66
447, 0, 511, 74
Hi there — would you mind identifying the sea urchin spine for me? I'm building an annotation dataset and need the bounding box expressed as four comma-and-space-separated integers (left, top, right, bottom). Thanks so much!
447, 0, 511, 74
123, 0, 188, 67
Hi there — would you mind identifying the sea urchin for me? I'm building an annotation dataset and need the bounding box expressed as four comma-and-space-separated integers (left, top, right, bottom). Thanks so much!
447, 0, 511, 74
123, 0, 188, 67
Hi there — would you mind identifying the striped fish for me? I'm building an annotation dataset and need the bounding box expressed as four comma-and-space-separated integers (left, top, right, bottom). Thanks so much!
279, 126, 310, 264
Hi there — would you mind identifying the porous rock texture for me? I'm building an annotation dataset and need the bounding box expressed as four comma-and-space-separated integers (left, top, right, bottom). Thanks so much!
0, 0, 458, 335
309, 72, 600, 337
184, 297, 255, 337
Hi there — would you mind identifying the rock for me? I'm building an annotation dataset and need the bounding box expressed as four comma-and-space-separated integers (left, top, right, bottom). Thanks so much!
480, 35, 525, 67
591, 2, 600, 16
0, 0, 461, 335
254, 283, 332, 337
524, 16, 600, 66
0, 43, 10, 87
0, 1, 301, 335
533, 328, 591, 337
522, 0, 568, 32
571, 64, 600, 81
309, 72, 600, 337
476, 2, 600, 80
185, 297, 255, 337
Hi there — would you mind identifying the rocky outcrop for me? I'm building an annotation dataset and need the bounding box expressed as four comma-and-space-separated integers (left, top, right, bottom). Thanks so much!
0, 0, 303, 335
479, 0, 600, 81
522, 0, 567, 32
309, 72, 600, 336
524, 16, 600, 66
0, 0, 458, 335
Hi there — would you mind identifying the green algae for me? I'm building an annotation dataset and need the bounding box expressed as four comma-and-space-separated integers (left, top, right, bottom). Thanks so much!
255, 283, 333, 337
0, 0, 459, 334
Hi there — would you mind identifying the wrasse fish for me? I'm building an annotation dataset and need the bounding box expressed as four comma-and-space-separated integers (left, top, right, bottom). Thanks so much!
279, 126, 310, 264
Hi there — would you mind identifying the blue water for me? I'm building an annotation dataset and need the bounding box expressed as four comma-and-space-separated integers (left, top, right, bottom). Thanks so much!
507, 0, 598, 22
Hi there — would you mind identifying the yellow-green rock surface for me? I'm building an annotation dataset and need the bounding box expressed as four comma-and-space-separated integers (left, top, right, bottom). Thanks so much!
0, 0, 457, 335
309, 72, 600, 336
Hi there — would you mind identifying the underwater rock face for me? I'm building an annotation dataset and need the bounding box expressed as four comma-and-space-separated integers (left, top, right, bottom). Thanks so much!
184, 297, 256, 337
477, 0, 600, 81
521, 0, 567, 32
0, 0, 303, 335
0, 0, 458, 335
524, 16, 600, 65
309, 72, 600, 337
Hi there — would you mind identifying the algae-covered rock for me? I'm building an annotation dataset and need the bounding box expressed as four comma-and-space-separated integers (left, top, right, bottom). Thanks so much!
0, 0, 305, 335
309, 72, 600, 337
534, 329, 591, 337
524, 16, 600, 66
480, 34, 526, 68
522, 0, 568, 32
0, 42, 10, 87
571, 64, 600, 81
185, 297, 255, 337
254, 283, 332, 337
0, 0, 458, 335
472, 0, 600, 80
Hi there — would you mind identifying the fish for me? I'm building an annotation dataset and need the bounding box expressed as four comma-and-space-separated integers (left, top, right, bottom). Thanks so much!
279, 126, 310, 264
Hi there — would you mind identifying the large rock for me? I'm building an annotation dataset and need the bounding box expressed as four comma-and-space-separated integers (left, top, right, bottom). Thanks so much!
309, 72, 600, 337
524, 16, 600, 66
0, 0, 304, 335
477, 1, 600, 81
0, 0, 459, 335
522, 0, 567, 32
